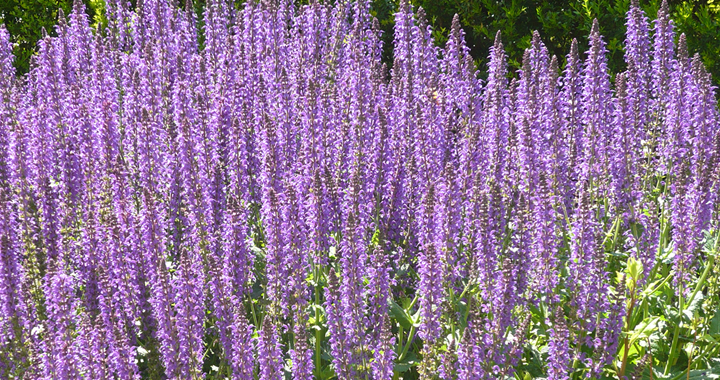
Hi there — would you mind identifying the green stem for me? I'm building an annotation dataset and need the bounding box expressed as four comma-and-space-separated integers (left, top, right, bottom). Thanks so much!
571, 357, 580, 379
606, 216, 621, 251
314, 263, 322, 379
665, 229, 719, 375
686, 234, 719, 308
648, 272, 673, 295
398, 324, 416, 362
665, 289, 684, 374
407, 294, 419, 311
619, 291, 636, 379
250, 295, 259, 329
458, 281, 473, 300
397, 324, 404, 356
392, 324, 405, 380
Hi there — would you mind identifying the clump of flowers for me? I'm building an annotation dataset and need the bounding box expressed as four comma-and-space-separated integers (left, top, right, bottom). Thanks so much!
0, 0, 718, 379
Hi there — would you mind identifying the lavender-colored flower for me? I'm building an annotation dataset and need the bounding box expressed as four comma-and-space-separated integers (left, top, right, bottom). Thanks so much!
662, 34, 692, 171
666, 36, 697, 289
324, 270, 352, 378
417, 183, 443, 343
283, 181, 310, 313
173, 251, 206, 379
1, 1, 719, 379
567, 182, 620, 376
687, 55, 719, 233
530, 172, 560, 299
559, 39, 583, 214
42, 271, 81, 380
74, 312, 110, 379
0, 27, 29, 377
651, 0, 675, 118
228, 318, 255, 380
366, 245, 396, 379
337, 162, 369, 376
371, 320, 396, 380
256, 318, 284, 380
547, 308, 571, 380
456, 315, 486, 380
135, 105, 182, 377
624, 0, 651, 133
580, 19, 613, 192
516, 33, 562, 300
95, 232, 141, 380
610, 73, 634, 215
289, 318, 314, 380
464, 33, 508, 291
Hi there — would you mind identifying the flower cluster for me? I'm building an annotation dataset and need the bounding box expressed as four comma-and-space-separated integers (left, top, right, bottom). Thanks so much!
0, 0, 717, 379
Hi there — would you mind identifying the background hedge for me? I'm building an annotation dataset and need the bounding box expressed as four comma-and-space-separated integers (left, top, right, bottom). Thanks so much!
1, 0, 719, 83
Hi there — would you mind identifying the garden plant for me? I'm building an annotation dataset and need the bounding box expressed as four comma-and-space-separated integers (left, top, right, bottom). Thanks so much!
0, 0, 719, 379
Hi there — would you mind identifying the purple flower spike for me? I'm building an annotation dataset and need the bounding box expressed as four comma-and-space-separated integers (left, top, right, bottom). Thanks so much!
580, 19, 613, 191
651, 0, 675, 118
257, 318, 284, 380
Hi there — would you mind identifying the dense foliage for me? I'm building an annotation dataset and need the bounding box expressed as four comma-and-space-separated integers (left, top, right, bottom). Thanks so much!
395, 0, 720, 84
0, 0, 101, 73
0, 0, 719, 379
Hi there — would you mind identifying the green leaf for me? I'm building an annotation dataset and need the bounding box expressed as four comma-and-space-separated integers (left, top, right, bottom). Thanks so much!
701, 333, 719, 344
389, 299, 413, 330
684, 292, 704, 317
318, 366, 336, 380
629, 316, 660, 347
371, 228, 380, 247
660, 364, 720, 380
684, 368, 720, 380
393, 351, 418, 374
710, 308, 720, 336
626, 256, 643, 283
